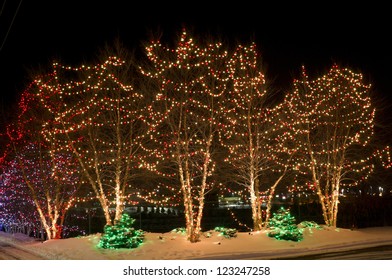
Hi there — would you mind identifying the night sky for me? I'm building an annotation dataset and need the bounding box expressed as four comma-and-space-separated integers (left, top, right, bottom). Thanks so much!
1, 1, 391, 116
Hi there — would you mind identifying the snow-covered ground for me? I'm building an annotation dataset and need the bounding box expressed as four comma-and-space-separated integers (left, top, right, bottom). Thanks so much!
1, 226, 392, 260
2, 227, 392, 280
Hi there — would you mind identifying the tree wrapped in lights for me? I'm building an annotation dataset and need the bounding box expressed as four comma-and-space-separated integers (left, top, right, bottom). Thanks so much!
0, 83, 80, 239
267, 207, 303, 242
276, 65, 375, 227
1, 147, 40, 237
140, 30, 229, 242
219, 43, 290, 230
36, 47, 147, 226
0, 170, 40, 236
2, 143, 79, 239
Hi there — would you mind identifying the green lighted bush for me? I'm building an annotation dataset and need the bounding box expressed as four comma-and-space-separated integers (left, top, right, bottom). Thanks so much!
267, 207, 303, 242
298, 221, 322, 229
98, 213, 144, 249
214, 226, 238, 238
171, 227, 186, 234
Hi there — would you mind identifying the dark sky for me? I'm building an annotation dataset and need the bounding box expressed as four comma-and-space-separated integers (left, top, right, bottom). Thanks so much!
1, 1, 391, 110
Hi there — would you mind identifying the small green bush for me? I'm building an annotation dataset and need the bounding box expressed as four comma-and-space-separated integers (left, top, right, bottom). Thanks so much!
267, 207, 303, 242
98, 213, 144, 249
214, 226, 238, 238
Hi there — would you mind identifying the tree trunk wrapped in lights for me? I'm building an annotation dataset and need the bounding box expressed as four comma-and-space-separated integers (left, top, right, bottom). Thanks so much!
1, 84, 80, 239
276, 65, 376, 227
2, 143, 79, 239
140, 30, 229, 242
35, 46, 147, 226
219, 43, 290, 230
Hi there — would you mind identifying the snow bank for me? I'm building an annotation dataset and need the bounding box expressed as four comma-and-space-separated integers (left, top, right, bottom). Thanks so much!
2, 226, 392, 260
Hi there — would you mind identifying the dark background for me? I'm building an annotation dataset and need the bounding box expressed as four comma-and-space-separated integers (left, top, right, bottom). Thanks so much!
1, 1, 391, 130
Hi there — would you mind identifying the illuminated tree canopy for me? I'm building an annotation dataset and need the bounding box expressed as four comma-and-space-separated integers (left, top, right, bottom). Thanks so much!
1, 83, 80, 239
140, 30, 229, 242
35, 54, 147, 226
275, 65, 378, 227
1, 31, 391, 242
219, 43, 291, 230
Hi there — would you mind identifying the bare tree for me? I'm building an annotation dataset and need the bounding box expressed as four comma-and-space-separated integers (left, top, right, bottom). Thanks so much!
219, 43, 291, 230
1, 82, 80, 239
277, 65, 376, 227
140, 30, 229, 242
36, 45, 146, 226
